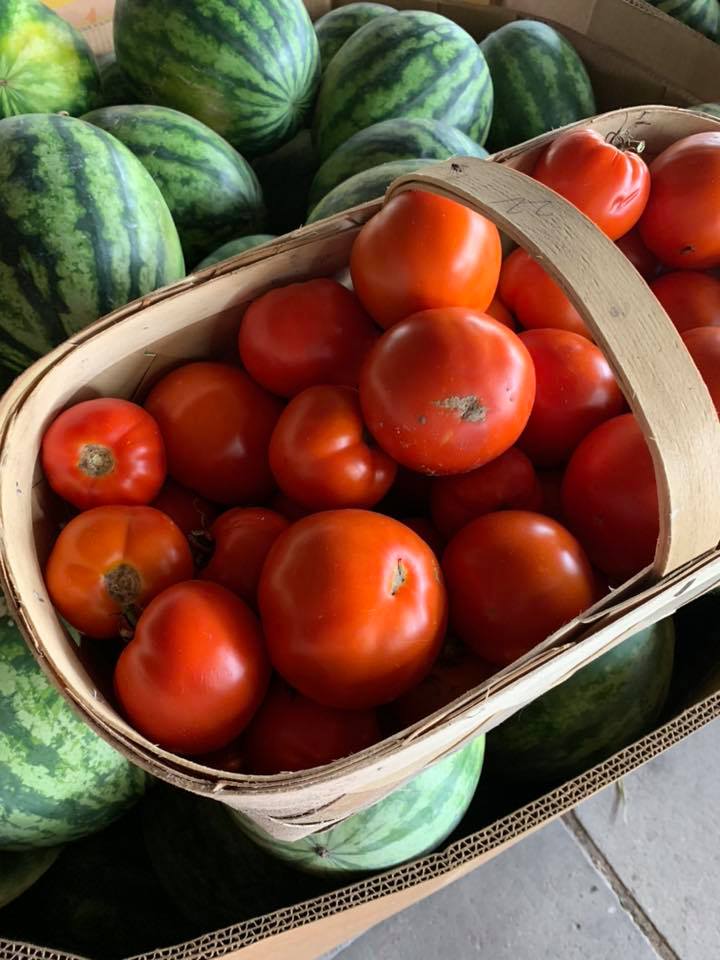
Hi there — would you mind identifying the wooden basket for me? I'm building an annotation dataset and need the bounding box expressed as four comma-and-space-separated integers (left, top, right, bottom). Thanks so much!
2, 106, 720, 842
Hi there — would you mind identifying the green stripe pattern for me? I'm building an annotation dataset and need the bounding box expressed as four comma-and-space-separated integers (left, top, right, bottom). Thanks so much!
0, 113, 184, 382
647, 0, 719, 38
314, 2, 396, 70
0, 847, 60, 908
0, 0, 100, 118
481, 20, 596, 153
692, 102, 720, 119
194, 234, 277, 271
233, 736, 485, 877
83, 104, 266, 265
310, 117, 488, 210
313, 10, 494, 162
113, 0, 321, 157
0, 606, 147, 851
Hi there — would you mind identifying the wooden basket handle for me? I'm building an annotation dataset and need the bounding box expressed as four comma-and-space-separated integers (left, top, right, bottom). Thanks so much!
387, 158, 720, 578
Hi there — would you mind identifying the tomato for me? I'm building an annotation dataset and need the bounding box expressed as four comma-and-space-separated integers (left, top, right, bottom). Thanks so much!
269, 492, 311, 522
400, 517, 446, 556
616, 227, 661, 280
242, 681, 380, 774
144, 362, 282, 505
485, 297, 516, 330
201, 507, 289, 606
350, 190, 502, 329
114, 581, 270, 755
639, 133, 720, 269
442, 511, 597, 666
269, 385, 397, 510
532, 128, 650, 240
561, 414, 659, 580
238, 278, 378, 398
41, 398, 166, 510
517, 329, 626, 467
536, 469, 566, 522
650, 271, 720, 334
498, 248, 591, 339
430, 447, 542, 538
45, 506, 193, 639
681, 327, 720, 413
360, 308, 535, 475
151, 478, 218, 566
258, 510, 447, 709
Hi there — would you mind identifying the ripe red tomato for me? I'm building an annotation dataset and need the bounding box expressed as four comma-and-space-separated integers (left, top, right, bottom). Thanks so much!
114, 581, 270, 755
41, 398, 166, 510
430, 447, 542, 538
536, 469, 565, 522
350, 190, 502, 328
45, 506, 193, 639
238, 279, 378, 398
681, 327, 720, 412
258, 510, 447, 709
269, 492, 310, 522
486, 297, 516, 330
650, 271, 720, 334
517, 329, 626, 467
144, 362, 282, 505
498, 248, 591, 338
639, 133, 720, 268
442, 511, 597, 666
242, 681, 380, 774
151, 479, 218, 539
400, 517, 446, 556
269, 385, 397, 510
562, 414, 659, 580
201, 508, 289, 606
532, 128, 650, 240
360, 308, 535, 475
616, 227, 661, 280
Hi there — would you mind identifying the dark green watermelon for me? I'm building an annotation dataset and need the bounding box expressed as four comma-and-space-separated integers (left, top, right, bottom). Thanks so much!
82, 104, 266, 265
96, 52, 138, 107
487, 619, 675, 784
307, 158, 437, 223
314, 2, 396, 70
314, 10, 494, 161
114, 0, 321, 157
646, 0, 719, 38
252, 128, 319, 233
194, 234, 277, 271
0, 848, 59, 909
481, 20, 596, 153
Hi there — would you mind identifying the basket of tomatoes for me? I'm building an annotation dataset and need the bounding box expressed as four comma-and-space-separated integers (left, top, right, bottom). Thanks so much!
3, 104, 720, 841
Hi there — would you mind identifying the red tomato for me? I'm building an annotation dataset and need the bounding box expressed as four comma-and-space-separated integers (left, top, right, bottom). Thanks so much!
616, 227, 661, 280
536, 469, 566, 522
237, 278, 378, 398
360, 308, 535, 475
151, 479, 218, 539
532, 128, 650, 240
350, 190, 502, 328
114, 581, 270, 755
41, 398, 166, 510
486, 297, 516, 330
650, 271, 720, 334
269, 492, 311, 522
144, 362, 282, 505
561, 414, 659, 580
258, 510, 447, 709
430, 447, 542, 538
400, 517, 446, 556
269, 385, 397, 510
45, 506, 193, 638
498, 248, 591, 339
639, 133, 720, 269
201, 508, 289, 606
242, 681, 380, 774
682, 327, 720, 412
442, 511, 597, 666
517, 329, 626, 467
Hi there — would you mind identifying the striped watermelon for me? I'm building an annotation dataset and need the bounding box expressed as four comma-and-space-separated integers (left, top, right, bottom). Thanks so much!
481, 20, 596, 153
314, 11, 494, 162
646, 0, 719, 38
0, 0, 100, 118
195, 235, 277, 271
82, 104, 266, 265
96, 52, 137, 108
252, 128, 319, 233
0, 848, 60, 909
232, 736, 485, 877
310, 118, 488, 210
0, 113, 184, 384
307, 158, 436, 223
691, 102, 720, 120
114, 0, 321, 157
0, 601, 147, 851
314, 2, 396, 70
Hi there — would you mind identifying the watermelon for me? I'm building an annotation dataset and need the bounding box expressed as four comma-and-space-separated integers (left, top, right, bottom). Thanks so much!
307, 158, 436, 223
96, 52, 138, 107
0, 848, 59, 909
252, 128, 320, 233
486, 619, 675, 784
114, 0, 321, 157
480, 20, 596, 153
646, 0, 719, 38
691, 102, 720, 120
195, 235, 277, 271
82, 104, 266, 265
0, 113, 184, 384
314, 11, 494, 162
314, 2, 396, 70
0, 602, 147, 851
233, 736, 486, 877
310, 118, 488, 210
0, 0, 100, 118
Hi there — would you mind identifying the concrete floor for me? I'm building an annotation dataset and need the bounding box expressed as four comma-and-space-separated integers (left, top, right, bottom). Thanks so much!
331, 717, 720, 960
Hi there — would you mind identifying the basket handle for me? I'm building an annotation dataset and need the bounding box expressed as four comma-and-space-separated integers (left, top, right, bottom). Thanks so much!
386, 158, 720, 578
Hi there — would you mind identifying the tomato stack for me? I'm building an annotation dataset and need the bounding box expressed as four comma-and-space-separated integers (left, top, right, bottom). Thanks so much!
40, 127, 720, 774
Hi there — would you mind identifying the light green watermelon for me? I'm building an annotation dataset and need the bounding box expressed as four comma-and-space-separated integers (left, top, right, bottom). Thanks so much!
691, 102, 720, 120
646, 0, 719, 38
194, 235, 277, 271
0, 847, 60, 909
314, 2, 396, 70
